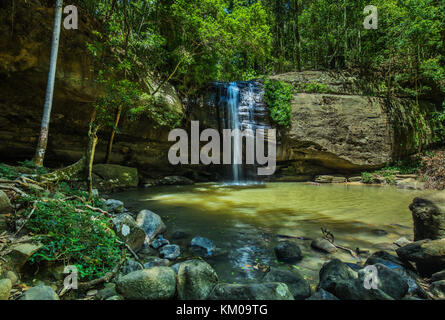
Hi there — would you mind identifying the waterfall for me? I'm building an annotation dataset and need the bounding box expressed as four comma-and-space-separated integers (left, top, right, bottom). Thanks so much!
215, 80, 270, 184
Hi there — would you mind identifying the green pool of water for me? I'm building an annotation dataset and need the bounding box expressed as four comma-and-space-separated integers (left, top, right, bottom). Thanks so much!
114, 182, 433, 287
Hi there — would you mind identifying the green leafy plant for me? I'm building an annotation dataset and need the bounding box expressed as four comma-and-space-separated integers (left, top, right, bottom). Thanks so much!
361, 172, 374, 184
26, 198, 121, 280
264, 79, 294, 128
296, 82, 332, 94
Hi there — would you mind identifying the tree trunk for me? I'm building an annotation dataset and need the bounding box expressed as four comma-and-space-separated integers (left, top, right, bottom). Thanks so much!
34, 0, 64, 167
293, 0, 301, 72
104, 106, 122, 164
87, 121, 100, 201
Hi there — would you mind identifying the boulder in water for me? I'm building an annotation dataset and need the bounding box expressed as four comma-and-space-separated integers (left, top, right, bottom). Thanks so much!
274, 241, 303, 263
396, 238, 445, 276
409, 191, 445, 241
263, 267, 311, 300
306, 289, 339, 300
208, 282, 294, 300
177, 259, 218, 300
136, 209, 166, 241
116, 267, 176, 300
190, 236, 216, 257
159, 244, 180, 261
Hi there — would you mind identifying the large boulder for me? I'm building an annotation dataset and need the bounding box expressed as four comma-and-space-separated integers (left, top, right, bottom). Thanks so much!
116, 267, 176, 300
20, 285, 59, 300
274, 241, 303, 263
396, 239, 445, 276
359, 263, 409, 299
263, 267, 311, 300
112, 214, 146, 252
5, 241, 43, 271
0, 279, 12, 300
409, 191, 445, 241
208, 282, 294, 300
104, 199, 124, 214
92, 164, 139, 190
136, 210, 166, 241
177, 260, 219, 300
0, 191, 12, 214
318, 259, 357, 292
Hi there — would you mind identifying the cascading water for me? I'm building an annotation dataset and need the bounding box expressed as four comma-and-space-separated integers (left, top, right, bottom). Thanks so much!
214, 80, 270, 184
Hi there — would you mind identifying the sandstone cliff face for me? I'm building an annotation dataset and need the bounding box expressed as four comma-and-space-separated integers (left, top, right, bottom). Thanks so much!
270, 71, 436, 175
0, 0, 184, 179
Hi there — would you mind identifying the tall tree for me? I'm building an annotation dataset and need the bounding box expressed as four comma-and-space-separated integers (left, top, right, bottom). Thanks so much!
34, 0, 64, 166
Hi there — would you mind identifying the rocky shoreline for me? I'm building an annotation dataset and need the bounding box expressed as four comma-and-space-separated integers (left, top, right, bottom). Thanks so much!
1, 177, 445, 300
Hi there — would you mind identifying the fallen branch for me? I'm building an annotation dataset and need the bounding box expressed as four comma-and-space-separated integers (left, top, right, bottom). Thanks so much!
321, 227, 361, 261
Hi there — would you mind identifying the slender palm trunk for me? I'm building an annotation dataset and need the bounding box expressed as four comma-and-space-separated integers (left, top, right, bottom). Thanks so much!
34, 0, 64, 166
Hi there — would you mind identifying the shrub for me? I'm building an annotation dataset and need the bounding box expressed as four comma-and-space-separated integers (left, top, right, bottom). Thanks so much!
420, 150, 445, 190
25, 198, 121, 280
296, 82, 332, 93
264, 79, 293, 128
361, 172, 374, 184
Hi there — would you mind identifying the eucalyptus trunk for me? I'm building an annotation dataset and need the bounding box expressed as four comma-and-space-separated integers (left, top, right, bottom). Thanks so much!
34, 0, 64, 166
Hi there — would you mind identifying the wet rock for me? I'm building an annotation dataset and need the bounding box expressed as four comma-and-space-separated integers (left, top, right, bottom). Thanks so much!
365, 251, 404, 269
171, 263, 182, 274
20, 285, 59, 300
318, 259, 357, 292
394, 237, 411, 247
348, 176, 362, 183
92, 164, 138, 190
263, 267, 311, 300
397, 178, 425, 190
5, 271, 18, 286
315, 175, 347, 184
144, 257, 170, 269
116, 267, 176, 300
274, 241, 303, 263
0, 279, 12, 300
371, 229, 388, 236
191, 236, 216, 257
311, 238, 337, 253
150, 235, 169, 249
106, 295, 123, 300
177, 260, 219, 300
156, 176, 194, 186
359, 263, 408, 299
0, 190, 12, 214
97, 283, 118, 300
373, 242, 398, 251
332, 278, 394, 300
430, 280, 445, 299
112, 214, 146, 251
121, 258, 143, 275
430, 269, 445, 282
409, 192, 445, 241
396, 239, 445, 276
6, 242, 43, 271
104, 199, 124, 214
136, 209, 166, 241
208, 282, 294, 300
159, 244, 180, 260
306, 288, 339, 300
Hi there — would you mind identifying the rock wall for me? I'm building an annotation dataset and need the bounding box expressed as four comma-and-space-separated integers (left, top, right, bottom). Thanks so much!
270, 71, 436, 176
0, 0, 187, 180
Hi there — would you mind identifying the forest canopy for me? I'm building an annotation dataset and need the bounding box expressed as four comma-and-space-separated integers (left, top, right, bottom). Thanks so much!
71, 0, 444, 105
